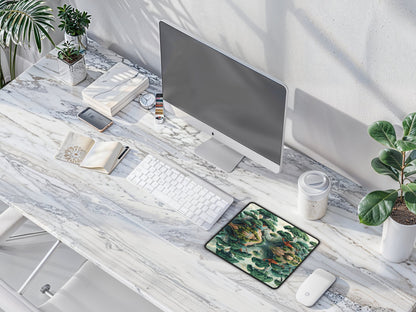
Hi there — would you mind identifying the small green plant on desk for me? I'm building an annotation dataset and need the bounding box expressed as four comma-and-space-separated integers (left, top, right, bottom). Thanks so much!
57, 4, 91, 36
56, 41, 86, 85
57, 41, 82, 65
358, 112, 416, 262
57, 4, 91, 50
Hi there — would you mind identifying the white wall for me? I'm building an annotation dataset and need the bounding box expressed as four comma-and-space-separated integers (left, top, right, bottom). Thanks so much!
40, 1, 416, 189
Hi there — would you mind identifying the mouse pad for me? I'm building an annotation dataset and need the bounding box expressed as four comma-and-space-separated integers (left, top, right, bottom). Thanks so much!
205, 202, 319, 289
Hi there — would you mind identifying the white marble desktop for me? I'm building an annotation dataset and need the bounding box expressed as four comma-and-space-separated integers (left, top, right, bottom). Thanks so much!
0, 40, 414, 312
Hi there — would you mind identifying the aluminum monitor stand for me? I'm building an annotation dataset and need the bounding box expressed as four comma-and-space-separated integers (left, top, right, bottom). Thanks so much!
195, 138, 244, 173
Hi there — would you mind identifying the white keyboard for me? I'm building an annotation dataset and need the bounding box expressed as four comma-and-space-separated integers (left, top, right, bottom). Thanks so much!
127, 154, 233, 230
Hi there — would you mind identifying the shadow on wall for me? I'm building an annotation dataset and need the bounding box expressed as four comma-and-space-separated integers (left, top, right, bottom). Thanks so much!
291, 89, 396, 189
288, 5, 406, 119
71, 0, 291, 77
225, 0, 288, 79
71, 0, 199, 74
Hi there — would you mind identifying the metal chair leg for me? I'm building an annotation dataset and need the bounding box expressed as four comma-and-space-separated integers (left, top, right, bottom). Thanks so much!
6, 231, 48, 241
40, 284, 54, 298
18, 240, 61, 294
0, 207, 27, 244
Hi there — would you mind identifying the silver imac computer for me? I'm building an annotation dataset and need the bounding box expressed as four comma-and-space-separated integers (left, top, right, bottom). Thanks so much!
159, 21, 287, 173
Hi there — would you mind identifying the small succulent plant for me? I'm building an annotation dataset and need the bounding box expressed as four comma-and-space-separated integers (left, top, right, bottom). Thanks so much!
57, 41, 82, 64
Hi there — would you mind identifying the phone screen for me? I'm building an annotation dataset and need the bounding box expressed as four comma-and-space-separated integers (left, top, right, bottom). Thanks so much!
78, 107, 112, 131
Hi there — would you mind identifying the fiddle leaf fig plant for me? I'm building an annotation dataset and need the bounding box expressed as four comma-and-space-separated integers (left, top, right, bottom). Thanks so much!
358, 112, 416, 226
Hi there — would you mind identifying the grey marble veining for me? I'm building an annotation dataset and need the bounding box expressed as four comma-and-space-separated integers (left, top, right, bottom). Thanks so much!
0, 39, 414, 312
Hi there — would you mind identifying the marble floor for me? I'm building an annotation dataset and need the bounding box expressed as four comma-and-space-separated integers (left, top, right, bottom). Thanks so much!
0, 201, 85, 307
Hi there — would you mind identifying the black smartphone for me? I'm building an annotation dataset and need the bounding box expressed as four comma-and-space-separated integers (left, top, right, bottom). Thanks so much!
77, 107, 113, 132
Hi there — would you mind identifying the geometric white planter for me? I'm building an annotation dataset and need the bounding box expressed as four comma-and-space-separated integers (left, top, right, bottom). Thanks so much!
64, 32, 87, 51
58, 56, 87, 86
381, 217, 416, 263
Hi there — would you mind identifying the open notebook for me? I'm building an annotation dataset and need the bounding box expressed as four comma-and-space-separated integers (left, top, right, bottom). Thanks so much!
56, 132, 128, 174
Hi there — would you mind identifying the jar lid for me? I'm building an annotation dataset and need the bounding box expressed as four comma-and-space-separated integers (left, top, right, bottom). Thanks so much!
298, 170, 331, 199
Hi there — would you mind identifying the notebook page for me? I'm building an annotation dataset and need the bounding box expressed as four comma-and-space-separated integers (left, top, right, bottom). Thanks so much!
80, 141, 123, 173
55, 132, 95, 165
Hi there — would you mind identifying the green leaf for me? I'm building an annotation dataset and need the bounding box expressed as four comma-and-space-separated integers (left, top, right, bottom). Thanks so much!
406, 158, 416, 167
404, 152, 416, 177
395, 136, 416, 151
379, 149, 403, 170
358, 190, 398, 226
368, 121, 396, 148
404, 166, 416, 178
371, 157, 399, 181
405, 150, 416, 165
403, 112, 416, 137
0, 0, 55, 80
402, 183, 416, 214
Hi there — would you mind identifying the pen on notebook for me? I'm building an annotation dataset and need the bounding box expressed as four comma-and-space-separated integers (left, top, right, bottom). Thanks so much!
108, 146, 130, 175
118, 146, 129, 159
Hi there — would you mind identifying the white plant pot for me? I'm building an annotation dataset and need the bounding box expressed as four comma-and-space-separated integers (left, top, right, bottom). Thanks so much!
64, 32, 87, 51
58, 56, 87, 86
381, 217, 416, 263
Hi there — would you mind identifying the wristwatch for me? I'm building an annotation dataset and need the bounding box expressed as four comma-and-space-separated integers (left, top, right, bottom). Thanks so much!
139, 93, 156, 110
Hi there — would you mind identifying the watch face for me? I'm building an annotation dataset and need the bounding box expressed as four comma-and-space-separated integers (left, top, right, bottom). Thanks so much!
139, 93, 156, 109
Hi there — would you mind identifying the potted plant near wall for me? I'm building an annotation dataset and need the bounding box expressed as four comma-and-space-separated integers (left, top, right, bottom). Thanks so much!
358, 112, 416, 262
57, 4, 91, 51
57, 41, 86, 85
0, 0, 55, 88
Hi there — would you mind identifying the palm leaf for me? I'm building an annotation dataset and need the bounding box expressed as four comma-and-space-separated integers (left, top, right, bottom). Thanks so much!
0, 0, 55, 52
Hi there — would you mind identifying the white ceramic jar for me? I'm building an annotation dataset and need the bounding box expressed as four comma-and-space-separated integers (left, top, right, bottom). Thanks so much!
298, 171, 331, 220
381, 217, 416, 263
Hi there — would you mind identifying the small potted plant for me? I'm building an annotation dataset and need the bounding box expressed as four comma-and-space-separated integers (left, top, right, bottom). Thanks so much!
358, 112, 416, 262
57, 4, 91, 50
57, 41, 87, 85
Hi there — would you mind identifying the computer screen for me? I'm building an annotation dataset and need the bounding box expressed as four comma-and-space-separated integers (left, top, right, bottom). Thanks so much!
160, 21, 287, 173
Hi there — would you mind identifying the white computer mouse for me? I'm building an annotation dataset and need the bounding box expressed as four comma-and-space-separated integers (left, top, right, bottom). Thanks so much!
296, 268, 336, 307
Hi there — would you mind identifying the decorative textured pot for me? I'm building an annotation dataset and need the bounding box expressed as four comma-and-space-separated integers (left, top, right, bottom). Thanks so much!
58, 56, 87, 86
381, 217, 416, 263
64, 32, 87, 51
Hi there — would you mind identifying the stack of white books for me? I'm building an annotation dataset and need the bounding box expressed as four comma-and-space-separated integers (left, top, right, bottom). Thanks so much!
82, 62, 149, 117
